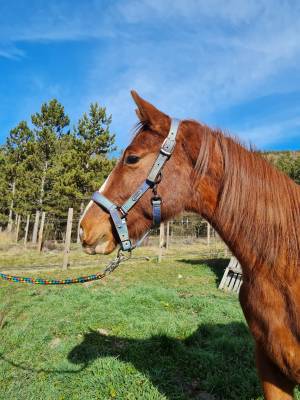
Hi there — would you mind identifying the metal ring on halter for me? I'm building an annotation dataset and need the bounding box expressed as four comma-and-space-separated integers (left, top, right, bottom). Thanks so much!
154, 172, 162, 185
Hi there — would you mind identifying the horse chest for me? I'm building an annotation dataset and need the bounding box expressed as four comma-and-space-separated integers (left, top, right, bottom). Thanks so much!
239, 278, 300, 382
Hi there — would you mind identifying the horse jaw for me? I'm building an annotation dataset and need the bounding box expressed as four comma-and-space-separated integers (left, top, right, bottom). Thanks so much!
81, 173, 118, 255
83, 233, 117, 255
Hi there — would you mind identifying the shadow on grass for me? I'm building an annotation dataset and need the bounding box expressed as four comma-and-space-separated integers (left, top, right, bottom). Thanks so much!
179, 258, 230, 287
0, 353, 86, 374
68, 322, 260, 400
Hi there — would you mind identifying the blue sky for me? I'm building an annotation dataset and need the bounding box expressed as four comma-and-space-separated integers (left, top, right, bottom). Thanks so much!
1, 0, 300, 151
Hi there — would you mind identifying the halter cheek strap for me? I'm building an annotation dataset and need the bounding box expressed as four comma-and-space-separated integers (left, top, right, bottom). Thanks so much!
92, 192, 132, 250
92, 118, 181, 251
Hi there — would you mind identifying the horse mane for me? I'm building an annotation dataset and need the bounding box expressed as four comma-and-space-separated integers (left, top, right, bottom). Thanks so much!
133, 117, 300, 271
194, 124, 300, 271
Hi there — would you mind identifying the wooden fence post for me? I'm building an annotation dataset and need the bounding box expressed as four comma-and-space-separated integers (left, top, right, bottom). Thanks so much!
158, 222, 165, 263
166, 221, 170, 249
224, 247, 228, 258
77, 202, 84, 244
24, 214, 30, 247
37, 212, 46, 252
207, 221, 211, 246
63, 208, 73, 270
15, 215, 21, 242
32, 211, 40, 244
77, 219, 81, 244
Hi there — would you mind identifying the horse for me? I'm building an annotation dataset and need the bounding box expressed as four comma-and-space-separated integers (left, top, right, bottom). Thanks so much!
80, 91, 300, 400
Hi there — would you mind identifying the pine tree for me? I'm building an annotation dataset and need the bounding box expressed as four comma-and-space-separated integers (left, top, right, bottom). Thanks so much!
31, 99, 70, 209
5, 121, 34, 229
274, 153, 300, 184
0, 148, 10, 227
74, 102, 116, 205
0, 100, 116, 235
46, 133, 82, 217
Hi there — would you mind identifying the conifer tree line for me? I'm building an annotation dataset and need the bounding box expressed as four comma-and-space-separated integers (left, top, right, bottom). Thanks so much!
0, 99, 116, 231
0, 97, 299, 238
267, 152, 300, 184
273, 153, 300, 184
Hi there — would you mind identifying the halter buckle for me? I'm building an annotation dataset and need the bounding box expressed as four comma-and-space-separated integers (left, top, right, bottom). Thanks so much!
121, 239, 132, 251
160, 137, 176, 157
119, 206, 127, 217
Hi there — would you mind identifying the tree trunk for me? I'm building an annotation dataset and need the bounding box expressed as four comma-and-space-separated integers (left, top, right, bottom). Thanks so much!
37, 212, 46, 252
32, 211, 40, 244
24, 214, 30, 247
15, 215, 21, 242
39, 161, 48, 206
7, 180, 16, 232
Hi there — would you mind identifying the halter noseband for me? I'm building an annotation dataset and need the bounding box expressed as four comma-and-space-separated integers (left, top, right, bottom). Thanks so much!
91, 118, 181, 252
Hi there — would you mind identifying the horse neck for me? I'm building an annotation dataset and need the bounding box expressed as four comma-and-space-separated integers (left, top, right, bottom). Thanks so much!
189, 127, 300, 275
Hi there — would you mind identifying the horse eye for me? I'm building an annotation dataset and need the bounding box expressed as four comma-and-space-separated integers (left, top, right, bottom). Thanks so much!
125, 155, 140, 164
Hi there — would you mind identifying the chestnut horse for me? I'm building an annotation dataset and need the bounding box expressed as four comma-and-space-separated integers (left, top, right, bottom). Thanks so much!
80, 91, 300, 399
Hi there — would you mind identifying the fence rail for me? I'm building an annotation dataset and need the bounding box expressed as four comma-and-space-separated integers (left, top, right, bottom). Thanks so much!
0, 208, 228, 271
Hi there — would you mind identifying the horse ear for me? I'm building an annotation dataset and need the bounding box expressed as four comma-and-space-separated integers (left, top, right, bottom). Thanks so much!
131, 90, 170, 133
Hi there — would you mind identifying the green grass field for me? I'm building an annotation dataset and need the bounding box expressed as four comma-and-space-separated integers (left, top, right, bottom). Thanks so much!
0, 244, 298, 400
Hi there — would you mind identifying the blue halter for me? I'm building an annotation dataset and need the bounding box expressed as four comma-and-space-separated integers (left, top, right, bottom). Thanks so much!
91, 119, 181, 251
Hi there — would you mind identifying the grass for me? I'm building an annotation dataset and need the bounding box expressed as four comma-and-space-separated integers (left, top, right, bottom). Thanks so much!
0, 244, 295, 400
0, 231, 15, 251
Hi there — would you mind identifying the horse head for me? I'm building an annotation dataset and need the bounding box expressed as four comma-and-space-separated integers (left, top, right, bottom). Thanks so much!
79, 91, 222, 255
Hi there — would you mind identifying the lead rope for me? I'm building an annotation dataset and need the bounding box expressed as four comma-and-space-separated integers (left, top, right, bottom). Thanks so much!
0, 232, 151, 285
0, 118, 181, 286
0, 251, 145, 285
0, 250, 128, 285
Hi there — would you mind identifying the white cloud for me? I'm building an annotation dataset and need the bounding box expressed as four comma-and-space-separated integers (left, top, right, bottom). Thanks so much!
116, 0, 263, 24
239, 116, 300, 148
0, 1, 115, 57
1, 0, 300, 148
0, 42, 25, 59
80, 1, 300, 147
108, 1, 300, 148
